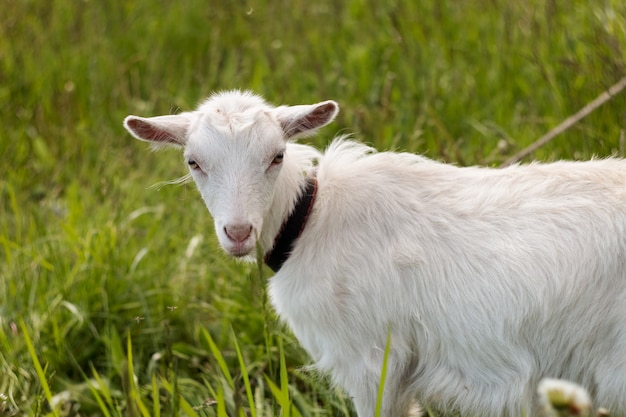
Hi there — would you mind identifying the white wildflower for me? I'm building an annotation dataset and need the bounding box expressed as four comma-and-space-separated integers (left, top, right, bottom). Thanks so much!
49, 390, 71, 410
538, 378, 592, 417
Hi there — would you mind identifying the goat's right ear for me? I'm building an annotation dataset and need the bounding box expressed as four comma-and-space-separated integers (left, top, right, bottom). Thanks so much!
123, 114, 191, 147
275, 100, 339, 140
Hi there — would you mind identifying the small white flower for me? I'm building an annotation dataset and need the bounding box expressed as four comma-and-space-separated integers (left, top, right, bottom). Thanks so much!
49, 390, 72, 410
538, 378, 592, 417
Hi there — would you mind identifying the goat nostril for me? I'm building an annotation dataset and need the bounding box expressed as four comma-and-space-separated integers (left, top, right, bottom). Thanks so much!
224, 224, 253, 243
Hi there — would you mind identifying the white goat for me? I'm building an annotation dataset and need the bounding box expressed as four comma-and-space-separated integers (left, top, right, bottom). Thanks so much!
124, 90, 626, 417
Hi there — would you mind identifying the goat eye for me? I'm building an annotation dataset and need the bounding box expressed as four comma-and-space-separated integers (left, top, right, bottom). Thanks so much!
187, 159, 200, 170
272, 151, 284, 166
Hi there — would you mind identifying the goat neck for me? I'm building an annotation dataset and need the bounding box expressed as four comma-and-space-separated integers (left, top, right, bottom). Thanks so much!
258, 144, 320, 267
264, 175, 317, 271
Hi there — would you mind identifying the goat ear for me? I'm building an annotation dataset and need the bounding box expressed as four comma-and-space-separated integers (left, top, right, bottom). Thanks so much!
275, 100, 339, 140
123, 114, 191, 147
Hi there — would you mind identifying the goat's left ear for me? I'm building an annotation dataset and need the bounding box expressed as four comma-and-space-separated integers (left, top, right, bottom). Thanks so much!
275, 100, 339, 140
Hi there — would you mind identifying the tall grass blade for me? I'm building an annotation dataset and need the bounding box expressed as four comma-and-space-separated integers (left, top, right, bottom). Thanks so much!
201, 327, 235, 389
232, 327, 258, 417
160, 378, 201, 417
20, 319, 60, 417
375, 328, 392, 417
126, 331, 151, 417
264, 335, 303, 417
265, 376, 303, 417
216, 384, 228, 417
279, 337, 289, 402
256, 239, 276, 381
87, 383, 113, 417
89, 364, 115, 412
152, 373, 161, 417
265, 378, 288, 415
85, 367, 113, 417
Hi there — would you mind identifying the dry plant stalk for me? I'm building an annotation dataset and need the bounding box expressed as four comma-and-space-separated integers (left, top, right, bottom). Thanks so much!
502, 76, 626, 167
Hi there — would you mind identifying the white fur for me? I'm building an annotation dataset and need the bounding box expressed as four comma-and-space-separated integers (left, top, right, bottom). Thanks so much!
125, 91, 626, 417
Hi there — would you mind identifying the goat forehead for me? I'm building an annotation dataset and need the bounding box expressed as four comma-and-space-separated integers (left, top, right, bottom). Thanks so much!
198, 92, 275, 132
186, 119, 282, 165
192, 106, 278, 142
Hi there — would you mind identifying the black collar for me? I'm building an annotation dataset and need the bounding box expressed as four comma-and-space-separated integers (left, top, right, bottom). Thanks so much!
264, 177, 318, 272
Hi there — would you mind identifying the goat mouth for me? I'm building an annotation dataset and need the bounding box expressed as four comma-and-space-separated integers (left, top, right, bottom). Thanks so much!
230, 249, 252, 258
225, 242, 255, 258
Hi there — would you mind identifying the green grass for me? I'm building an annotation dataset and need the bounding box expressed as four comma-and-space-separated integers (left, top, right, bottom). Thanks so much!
1, 0, 625, 415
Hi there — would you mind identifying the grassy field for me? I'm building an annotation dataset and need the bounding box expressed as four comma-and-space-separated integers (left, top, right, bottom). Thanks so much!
1, 0, 625, 415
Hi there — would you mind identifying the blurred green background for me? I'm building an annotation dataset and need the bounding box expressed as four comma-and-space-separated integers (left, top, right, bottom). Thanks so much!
1, 0, 625, 415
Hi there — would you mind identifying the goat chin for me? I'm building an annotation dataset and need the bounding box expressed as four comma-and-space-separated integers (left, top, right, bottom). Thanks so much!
222, 241, 255, 258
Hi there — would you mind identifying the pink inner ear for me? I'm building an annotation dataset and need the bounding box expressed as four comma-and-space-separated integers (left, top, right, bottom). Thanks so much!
304, 102, 337, 128
127, 117, 182, 144
284, 101, 338, 138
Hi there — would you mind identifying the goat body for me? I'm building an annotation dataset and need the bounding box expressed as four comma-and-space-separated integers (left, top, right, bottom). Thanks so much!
124, 91, 626, 416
